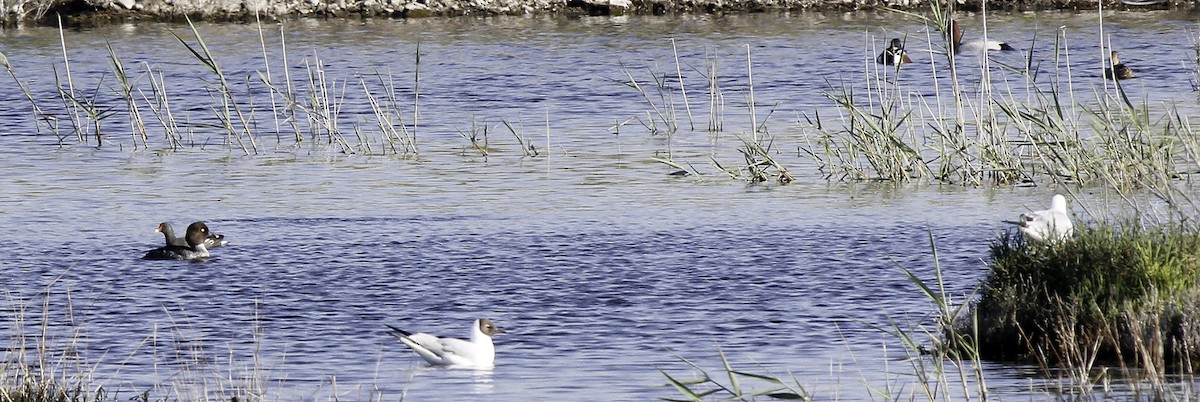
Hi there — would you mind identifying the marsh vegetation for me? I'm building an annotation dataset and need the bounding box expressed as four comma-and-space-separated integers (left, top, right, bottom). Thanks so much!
3, 6, 1200, 401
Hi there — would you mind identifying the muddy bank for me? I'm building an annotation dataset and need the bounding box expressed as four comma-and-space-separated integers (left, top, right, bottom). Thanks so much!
1, 0, 1192, 27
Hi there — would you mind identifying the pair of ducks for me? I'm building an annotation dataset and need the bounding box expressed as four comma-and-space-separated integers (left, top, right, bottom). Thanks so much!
876, 19, 1015, 65
143, 221, 228, 260
876, 20, 1135, 81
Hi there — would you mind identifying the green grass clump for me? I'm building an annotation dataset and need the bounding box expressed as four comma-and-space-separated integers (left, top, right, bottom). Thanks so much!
967, 223, 1200, 370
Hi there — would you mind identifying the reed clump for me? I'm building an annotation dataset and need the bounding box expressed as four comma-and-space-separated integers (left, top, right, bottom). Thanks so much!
964, 223, 1200, 371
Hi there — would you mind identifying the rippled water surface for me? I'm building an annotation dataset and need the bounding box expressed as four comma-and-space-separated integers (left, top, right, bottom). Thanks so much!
1, 10, 1196, 401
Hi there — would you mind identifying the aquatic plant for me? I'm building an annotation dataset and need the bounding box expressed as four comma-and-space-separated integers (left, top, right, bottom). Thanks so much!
0, 281, 310, 402
662, 227, 1200, 401
659, 232, 992, 401
1, 283, 105, 402
659, 347, 810, 401
622, 43, 793, 183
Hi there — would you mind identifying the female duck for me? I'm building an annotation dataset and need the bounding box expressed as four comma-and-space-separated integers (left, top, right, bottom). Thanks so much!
144, 221, 212, 260
876, 38, 912, 66
1105, 51, 1134, 80
157, 221, 228, 248
949, 20, 1015, 54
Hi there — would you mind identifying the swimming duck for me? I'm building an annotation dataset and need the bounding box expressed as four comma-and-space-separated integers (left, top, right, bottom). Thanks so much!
157, 221, 228, 248
144, 221, 212, 260
949, 20, 1016, 54
1105, 51, 1135, 80
1012, 194, 1074, 244
876, 38, 913, 66
386, 318, 507, 368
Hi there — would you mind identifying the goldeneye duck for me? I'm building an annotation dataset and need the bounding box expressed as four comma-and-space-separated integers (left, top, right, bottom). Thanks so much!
949, 19, 1015, 54
156, 221, 228, 248
144, 221, 212, 260
1105, 51, 1135, 80
876, 38, 913, 66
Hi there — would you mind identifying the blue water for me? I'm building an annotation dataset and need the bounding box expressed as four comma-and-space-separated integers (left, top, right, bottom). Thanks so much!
0, 10, 1195, 401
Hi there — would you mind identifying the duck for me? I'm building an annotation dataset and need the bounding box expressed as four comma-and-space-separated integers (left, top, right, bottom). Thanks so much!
876, 38, 913, 66
949, 19, 1016, 54
1105, 51, 1135, 80
1012, 194, 1074, 244
386, 318, 507, 368
156, 221, 228, 249
144, 221, 212, 260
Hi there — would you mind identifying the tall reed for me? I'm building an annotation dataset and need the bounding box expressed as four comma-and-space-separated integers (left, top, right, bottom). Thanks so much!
172, 16, 258, 154
1, 280, 309, 401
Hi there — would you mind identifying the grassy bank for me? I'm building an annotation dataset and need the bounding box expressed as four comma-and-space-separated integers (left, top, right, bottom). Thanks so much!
1, 0, 1185, 27
662, 227, 1200, 400
968, 223, 1200, 370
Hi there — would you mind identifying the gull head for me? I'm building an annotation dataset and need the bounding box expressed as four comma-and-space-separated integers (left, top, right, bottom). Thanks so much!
478, 318, 507, 338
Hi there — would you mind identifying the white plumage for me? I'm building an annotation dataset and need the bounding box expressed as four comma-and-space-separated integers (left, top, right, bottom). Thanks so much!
387, 318, 507, 368
950, 20, 1016, 54
1015, 194, 1074, 244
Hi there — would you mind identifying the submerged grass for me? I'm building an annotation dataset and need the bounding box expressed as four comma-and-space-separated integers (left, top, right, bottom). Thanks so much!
0, 280, 323, 402
660, 231, 991, 401
3, 9, 1197, 206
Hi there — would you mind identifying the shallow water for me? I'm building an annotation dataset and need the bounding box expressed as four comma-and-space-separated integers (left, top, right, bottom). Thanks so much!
0, 11, 1196, 401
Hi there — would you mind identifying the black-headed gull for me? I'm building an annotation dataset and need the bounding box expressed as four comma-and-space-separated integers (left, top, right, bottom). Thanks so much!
386, 318, 507, 368
1013, 194, 1074, 244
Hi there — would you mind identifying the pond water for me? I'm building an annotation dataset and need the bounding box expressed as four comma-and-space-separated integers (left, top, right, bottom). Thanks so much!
0, 10, 1196, 401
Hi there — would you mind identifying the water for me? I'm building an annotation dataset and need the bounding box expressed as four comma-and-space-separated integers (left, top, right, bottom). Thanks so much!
0, 11, 1196, 401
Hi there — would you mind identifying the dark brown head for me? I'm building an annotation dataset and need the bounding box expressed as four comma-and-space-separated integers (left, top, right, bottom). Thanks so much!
478, 318, 507, 337
184, 221, 211, 247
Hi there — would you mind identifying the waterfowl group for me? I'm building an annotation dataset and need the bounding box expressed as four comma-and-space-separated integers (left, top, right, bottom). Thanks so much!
143, 221, 225, 261
882, 19, 1135, 81
1106, 50, 1135, 80
386, 318, 507, 368
876, 38, 912, 66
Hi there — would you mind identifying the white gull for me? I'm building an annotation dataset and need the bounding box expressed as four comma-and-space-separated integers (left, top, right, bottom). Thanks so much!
386, 318, 507, 368
1013, 194, 1074, 244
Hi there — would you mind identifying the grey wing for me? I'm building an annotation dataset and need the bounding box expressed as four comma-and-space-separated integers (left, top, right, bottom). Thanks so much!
437, 338, 482, 364
401, 333, 452, 365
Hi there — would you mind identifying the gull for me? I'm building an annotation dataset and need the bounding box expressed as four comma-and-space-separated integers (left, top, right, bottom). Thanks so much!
1009, 194, 1074, 244
386, 318, 507, 368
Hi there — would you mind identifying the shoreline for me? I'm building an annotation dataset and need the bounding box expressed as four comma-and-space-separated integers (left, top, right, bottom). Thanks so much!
1, 0, 1191, 27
